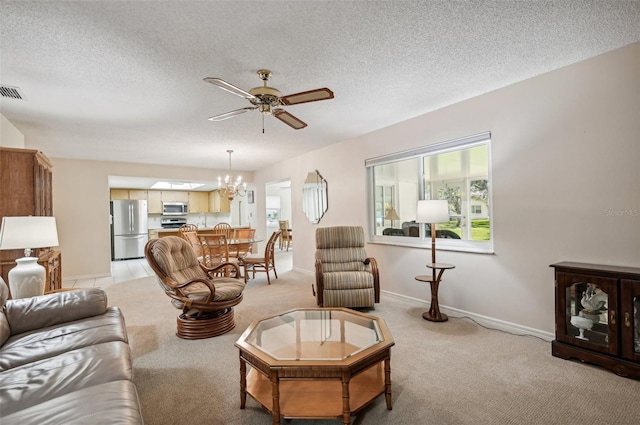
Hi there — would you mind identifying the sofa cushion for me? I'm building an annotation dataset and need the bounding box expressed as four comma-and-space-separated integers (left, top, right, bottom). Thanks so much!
0, 277, 10, 346
0, 341, 133, 416
1, 379, 144, 425
0, 307, 128, 371
4, 288, 108, 335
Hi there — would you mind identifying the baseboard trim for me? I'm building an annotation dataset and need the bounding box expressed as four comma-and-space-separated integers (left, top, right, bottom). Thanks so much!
62, 272, 110, 282
381, 289, 554, 342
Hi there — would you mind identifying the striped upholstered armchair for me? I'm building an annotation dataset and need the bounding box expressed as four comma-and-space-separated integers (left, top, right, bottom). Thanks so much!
314, 226, 380, 308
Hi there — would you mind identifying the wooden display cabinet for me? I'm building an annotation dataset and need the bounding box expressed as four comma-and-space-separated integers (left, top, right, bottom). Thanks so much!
551, 262, 640, 379
0, 148, 61, 297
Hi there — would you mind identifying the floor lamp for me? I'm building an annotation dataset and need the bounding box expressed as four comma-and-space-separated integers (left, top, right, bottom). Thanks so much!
416, 200, 450, 279
0, 216, 59, 299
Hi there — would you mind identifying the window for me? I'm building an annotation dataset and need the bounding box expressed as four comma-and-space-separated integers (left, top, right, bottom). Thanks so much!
366, 132, 493, 253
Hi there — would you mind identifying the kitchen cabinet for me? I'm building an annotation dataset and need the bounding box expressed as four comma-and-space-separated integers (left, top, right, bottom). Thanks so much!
110, 189, 147, 200
208, 190, 231, 213
147, 191, 162, 214
161, 191, 189, 203
110, 189, 130, 200
129, 190, 147, 200
551, 261, 640, 379
189, 191, 209, 213
0, 148, 60, 296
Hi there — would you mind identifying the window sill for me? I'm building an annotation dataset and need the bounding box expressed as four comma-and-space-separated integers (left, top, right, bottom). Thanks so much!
368, 236, 495, 255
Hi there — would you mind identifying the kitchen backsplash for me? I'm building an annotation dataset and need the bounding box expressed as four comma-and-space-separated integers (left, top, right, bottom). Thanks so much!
147, 213, 231, 229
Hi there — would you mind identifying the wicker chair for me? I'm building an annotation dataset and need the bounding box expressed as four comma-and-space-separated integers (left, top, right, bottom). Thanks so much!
145, 236, 245, 339
178, 224, 205, 261
213, 222, 232, 238
314, 226, 380, 308
242, 231, 280, 285
230, 228, 256, 262
278, 220, 292, 251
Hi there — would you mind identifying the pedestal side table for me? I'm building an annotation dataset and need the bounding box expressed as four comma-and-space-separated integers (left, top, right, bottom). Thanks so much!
415, 262, 455, 322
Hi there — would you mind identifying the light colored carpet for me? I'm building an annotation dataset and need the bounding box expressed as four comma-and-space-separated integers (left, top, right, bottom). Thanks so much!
104, 269, 640, 425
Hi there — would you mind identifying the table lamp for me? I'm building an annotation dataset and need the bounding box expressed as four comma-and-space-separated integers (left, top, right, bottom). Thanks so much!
384, 205, 400, 228
0, 216, 59, 299
416, 200, 450, 276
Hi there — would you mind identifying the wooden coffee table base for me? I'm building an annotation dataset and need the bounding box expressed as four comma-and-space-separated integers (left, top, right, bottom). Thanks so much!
243, 362, 390, 423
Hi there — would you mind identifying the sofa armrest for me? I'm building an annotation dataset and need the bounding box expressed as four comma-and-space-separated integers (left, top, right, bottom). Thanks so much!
4, 289, 108, 336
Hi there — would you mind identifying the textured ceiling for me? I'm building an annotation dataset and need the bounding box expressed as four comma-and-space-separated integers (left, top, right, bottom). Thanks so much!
1, 1, 639, 174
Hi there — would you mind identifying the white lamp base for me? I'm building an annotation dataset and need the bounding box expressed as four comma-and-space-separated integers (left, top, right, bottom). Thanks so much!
8, 257, 46, 299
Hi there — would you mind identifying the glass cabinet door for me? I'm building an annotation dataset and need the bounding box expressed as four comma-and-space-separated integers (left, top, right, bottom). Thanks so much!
556, 272, 619, 355
621, 279, 640, 362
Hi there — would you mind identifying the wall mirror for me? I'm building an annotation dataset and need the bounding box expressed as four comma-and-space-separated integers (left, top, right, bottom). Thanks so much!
302, 170, 328, 223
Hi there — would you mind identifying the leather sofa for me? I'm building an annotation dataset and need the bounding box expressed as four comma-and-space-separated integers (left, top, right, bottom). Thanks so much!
0, 278, 144, 424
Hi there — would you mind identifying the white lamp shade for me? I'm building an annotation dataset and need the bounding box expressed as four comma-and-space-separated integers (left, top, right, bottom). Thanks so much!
0, 216, 59, 251
416, 200, 450, 224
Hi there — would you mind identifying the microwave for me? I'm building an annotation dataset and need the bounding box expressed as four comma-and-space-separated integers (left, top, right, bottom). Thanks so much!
162, 202, 189, 216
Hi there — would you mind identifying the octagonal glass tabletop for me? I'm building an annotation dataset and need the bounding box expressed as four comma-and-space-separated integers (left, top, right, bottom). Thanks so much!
244, 309, 384, 361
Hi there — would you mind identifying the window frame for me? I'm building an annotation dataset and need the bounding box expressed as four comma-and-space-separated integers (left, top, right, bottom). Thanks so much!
365, 132, 494, 254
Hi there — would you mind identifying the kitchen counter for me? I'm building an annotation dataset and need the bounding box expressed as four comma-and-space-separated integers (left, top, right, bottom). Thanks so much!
152, 226, 250, 238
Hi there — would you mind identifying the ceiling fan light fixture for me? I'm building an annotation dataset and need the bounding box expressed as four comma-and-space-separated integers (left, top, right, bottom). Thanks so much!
259, 104, 272, 115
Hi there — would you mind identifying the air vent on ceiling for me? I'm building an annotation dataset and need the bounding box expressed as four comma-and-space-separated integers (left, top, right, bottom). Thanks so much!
0, 85, 26, 100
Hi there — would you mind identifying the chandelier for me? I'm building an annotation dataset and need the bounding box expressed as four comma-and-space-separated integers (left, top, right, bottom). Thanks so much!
218, 150, 246, 201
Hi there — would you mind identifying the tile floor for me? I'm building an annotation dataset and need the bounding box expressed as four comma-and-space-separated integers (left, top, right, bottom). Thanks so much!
62, 248, 293, 290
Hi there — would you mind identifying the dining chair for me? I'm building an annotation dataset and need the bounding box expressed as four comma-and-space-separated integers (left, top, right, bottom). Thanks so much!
178, 224, 205, 261
200, 233, 230, 271
243, 231, 281, 285
213, 222, 232, 238
230, 228, 256, 262
278, 220, 292, 251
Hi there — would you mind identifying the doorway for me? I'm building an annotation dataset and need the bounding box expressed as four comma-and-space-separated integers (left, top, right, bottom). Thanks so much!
265, 179, 292, 249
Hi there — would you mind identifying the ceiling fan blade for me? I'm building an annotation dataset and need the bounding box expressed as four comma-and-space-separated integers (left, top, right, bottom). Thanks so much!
208, 107, 257, 121
203, 77, 257, 100
280, 87, 334, 106
273, 109, 307, 129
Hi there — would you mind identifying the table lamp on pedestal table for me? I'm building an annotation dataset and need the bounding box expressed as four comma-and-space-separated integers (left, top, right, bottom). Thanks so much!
0, 216, 59, 299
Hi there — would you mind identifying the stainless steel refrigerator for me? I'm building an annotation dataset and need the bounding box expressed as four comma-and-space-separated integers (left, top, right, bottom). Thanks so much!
111, 199, 149, 260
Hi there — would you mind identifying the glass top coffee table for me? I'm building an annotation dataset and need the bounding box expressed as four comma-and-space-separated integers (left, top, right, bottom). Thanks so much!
235, 308, 394, 425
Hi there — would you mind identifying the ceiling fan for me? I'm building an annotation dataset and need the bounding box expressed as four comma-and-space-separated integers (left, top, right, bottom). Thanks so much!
203, 69, 334, 130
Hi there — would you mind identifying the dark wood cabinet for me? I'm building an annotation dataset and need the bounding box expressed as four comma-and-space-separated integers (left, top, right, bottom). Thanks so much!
551, 262, 640, 379
0, 147, 61, 295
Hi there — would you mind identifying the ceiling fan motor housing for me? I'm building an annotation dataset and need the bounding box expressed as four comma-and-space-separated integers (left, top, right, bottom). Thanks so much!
249, 86, 282, 114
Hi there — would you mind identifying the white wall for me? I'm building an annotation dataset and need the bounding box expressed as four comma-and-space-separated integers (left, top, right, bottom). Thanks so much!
254, 43, 640, 335
50, 158, 254, 279
11, 43, 638, 335
0, 113, 25, 148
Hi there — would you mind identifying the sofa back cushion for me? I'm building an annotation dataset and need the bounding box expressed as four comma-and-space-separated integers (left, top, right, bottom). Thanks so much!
4, 289, 108, 336
0, 278, 10, 346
